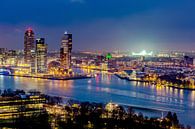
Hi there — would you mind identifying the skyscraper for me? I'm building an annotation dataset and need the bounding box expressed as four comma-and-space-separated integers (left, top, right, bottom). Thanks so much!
24, 28, 36, 74
60, 32, 72, 69
24, 28, 35, 64
36, 38, 47, 73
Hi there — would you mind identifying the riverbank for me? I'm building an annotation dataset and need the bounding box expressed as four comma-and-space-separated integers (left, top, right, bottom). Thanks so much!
44, 94, 189, 129
0, 73, 93, 81
47, 94, 171, 113
114, 73, 149, 83
0, 88, 187, 129
115, 73, 195, 90
73, 66, 117, 73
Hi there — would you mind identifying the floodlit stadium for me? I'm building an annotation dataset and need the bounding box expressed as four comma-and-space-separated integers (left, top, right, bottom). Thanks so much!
132, 50, 153, 56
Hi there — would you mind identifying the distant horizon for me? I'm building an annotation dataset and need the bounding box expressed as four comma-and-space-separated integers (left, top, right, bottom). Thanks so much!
4, 46, 195, 54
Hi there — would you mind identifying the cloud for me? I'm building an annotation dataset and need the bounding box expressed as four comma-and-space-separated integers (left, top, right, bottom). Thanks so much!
70, 0, 85, 3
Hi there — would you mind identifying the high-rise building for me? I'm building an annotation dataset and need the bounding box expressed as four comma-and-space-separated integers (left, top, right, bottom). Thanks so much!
60, 32, 72, 69
24, 28, 35, 64
24, 28, 36, 74
31, 49, 36, 74
36, 38, 47, 73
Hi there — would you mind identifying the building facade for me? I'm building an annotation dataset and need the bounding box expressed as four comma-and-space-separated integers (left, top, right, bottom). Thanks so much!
0, 90, 46, 126
24, 28, 35, 64
36, 38, 47, 73
24, 28, 36, 73
60, 32, 72, 69
7, 50, 17, 66
0, 48, 7, 65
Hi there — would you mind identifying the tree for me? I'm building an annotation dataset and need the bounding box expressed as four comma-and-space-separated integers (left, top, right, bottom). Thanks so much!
172, 112, 179, 126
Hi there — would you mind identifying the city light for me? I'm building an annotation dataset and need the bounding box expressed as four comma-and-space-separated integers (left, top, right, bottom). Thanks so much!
0, 1, 194, 128
132, 50, 153, 56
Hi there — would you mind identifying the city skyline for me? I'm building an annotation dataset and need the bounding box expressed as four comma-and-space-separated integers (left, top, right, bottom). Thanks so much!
1, 1, 195, 129
0, 0, 195, 52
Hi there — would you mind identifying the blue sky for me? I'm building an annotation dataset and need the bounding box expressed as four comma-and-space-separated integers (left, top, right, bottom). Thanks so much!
0, 0, 195, 51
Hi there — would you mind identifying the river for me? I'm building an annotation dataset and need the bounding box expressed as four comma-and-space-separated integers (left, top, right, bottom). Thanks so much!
0, 72, 195, 128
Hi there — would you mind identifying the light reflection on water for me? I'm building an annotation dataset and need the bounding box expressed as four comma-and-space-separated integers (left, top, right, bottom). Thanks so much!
191, 91, 195, 107
0, 73, 195, 127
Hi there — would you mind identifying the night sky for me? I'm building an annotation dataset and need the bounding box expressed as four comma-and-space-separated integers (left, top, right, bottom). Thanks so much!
0, 0, 195, 51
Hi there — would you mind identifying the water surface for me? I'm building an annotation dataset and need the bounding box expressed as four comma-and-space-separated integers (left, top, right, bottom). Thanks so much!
0, 73, 195, 127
